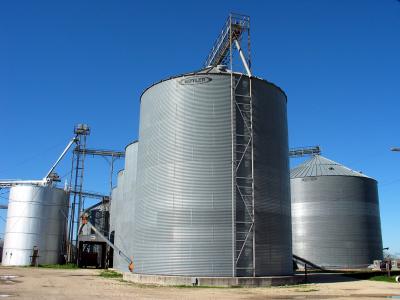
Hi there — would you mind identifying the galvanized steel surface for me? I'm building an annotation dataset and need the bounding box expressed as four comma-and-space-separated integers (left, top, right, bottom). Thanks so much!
291, 155, 368, 178
110, 170, 125, 270
131, 69, 292, 276
2, 185, 69, 266
109, 142, 138, 272
252, 77, 292, 276
135, 72, 233, 276
291, 156, 383, 268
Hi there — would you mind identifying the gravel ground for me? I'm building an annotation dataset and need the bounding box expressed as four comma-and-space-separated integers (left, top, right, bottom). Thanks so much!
0, 266, 399, 299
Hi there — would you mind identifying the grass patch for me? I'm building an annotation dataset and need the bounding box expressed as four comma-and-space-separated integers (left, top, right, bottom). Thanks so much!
291, 283, 319, 292
369, 274, 398, 283
99, 270, 123, 278
295, 288, 319, 292
37, 263, 78, 269
344, 271, 399, 283
172, 284, 237, 289
277, 284, 310, 289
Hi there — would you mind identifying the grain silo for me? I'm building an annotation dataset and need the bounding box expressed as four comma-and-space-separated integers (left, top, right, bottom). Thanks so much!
108, 13, 292, 279
2, 185, 69, 266
291, 155, 383, 269
110, 170, 125, 270
131, 64, 292, 277
109, 141, 138, 271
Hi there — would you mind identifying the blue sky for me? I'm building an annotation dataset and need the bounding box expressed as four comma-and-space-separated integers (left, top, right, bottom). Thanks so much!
1, 1, 399, 255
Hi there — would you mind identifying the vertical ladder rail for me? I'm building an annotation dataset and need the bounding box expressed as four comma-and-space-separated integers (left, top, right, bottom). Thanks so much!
229, 14, 236, 278
67, 124, 90, 263
205, 13, 254, 277
73, 134, 87, 260
234, 77, 255, 276
229, 14, 255, 277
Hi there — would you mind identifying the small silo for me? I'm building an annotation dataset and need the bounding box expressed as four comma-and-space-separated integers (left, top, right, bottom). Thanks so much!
2, 185, 69, 266
291, 155, 383, 268
132, 66, 292, 277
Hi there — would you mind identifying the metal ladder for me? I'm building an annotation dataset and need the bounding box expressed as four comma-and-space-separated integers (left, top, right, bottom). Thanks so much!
233, 73, 255, 277
68, 125, 89, 262
204, 13, 254, 276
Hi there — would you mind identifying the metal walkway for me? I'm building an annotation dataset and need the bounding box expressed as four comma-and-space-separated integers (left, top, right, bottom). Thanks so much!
204, 14, 250, 68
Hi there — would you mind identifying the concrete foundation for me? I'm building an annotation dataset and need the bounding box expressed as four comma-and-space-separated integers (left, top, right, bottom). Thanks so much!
123, 272, 303, 287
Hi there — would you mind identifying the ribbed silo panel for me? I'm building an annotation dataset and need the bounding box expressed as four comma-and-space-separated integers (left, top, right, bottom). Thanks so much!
134, 74, 233, 276
291, 176, 383, 268
110, 170, 125, 271
119, 143, 138, 272
110, 142, 139, 272
2, 186, 68, 266
251, 78, 293, 276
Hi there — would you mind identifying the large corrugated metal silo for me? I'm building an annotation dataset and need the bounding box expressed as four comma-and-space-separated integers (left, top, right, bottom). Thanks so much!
109, 141, 138, 272
2, 185, 69, 266
132, 67, 292, 277
291, 155, 383, 268
110, 170, 125, 270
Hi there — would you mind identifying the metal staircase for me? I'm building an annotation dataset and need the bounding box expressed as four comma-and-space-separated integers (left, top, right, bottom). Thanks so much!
203, 14, 247, 68
205, 13, 255, 276
234, 73, 254, 277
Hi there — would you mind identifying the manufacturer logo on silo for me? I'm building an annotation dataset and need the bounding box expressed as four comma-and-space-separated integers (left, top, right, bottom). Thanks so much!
179, 76, 212, 85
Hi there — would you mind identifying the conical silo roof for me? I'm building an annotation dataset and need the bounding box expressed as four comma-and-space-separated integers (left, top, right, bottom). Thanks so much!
290, 155, 371, 179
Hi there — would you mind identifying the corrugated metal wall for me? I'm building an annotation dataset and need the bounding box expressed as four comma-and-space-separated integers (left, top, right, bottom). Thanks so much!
110, 170, 124, 270
130, 70, 292, 276
252, 79, 292, 276
109, 142, 138, 272
2, 185, 68, 266
291, 175, 383, 268
134, 73, 233, 276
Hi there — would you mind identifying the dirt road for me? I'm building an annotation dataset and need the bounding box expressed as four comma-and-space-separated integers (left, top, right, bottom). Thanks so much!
0, 267, 399, 299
